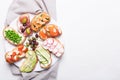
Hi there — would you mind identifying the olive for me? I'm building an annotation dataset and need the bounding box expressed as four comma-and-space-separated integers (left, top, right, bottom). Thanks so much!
33, 40, 36, 43
29, 41, 32, 45
23, 23, 27, 26
35, 34, 39, 38
32, 47, 35, 51
35, 42, 39, 45
21, 28, 25, 33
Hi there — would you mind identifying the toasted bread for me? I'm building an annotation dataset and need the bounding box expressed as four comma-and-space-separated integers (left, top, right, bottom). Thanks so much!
35, 46, 52, 69
31, 12, 50, 32
3, 27, 26, 45
5, 45, 28, 64
39, 24, 62, 40
20, 51, 37, 72
42, 38, 64, 57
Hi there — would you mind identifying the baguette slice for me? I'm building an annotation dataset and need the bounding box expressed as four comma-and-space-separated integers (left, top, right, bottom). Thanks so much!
3, 27, 26, 45
20, 51, 37, 73
35, 46, 52, 69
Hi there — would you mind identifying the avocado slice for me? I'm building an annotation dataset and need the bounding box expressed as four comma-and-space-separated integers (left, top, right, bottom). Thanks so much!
20, 51, 37, 72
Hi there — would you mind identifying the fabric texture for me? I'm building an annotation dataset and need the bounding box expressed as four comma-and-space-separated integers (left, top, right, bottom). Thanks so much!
4, 0, 60, 80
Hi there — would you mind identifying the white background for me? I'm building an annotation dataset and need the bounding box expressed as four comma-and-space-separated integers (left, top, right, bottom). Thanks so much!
1, 0, 120, 80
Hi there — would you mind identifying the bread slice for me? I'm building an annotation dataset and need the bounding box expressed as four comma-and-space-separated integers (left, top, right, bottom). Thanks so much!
35, 46, 52, 69
31, 12, 50, 32
5, 45, 28, 64
3, 27, 26, 45
42, 38, 64, 57
20, 51, 37, 73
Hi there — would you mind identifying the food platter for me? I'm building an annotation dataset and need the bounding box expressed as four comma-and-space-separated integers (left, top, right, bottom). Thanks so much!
4, 12, 64, 72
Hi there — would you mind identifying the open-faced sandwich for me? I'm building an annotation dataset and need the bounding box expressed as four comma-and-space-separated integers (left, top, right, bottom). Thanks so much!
35, 46, 52, 69
18, 14, 33, 37
3, 27, 26, 45
5, 45, 28, 64
39, 24, 62, 40
31, 12, 50, 32
42, 38, 64, 57
20, 50, 37, 72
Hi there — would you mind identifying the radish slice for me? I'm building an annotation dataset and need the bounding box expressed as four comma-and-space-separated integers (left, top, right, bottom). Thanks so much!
55, 52, 62, 57
46, 38, 54, 48
53, 40, 58, 46
46, 43, 51, 48
58, 47, 64, 53
52, 47, 58, 54
47, 38, 54, 45
55, 43, 62, 50
43, 40, 48, 46
49, 45, 55, 52
42, 41, 49, 49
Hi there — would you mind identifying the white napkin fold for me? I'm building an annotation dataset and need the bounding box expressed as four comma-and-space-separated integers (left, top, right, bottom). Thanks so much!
4, 0, 60, 80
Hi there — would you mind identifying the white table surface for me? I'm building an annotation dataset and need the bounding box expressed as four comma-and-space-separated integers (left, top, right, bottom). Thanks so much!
1, 0, 120, 80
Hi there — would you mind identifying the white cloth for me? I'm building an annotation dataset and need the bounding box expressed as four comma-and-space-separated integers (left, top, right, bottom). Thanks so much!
4, 0, 61, 80
5, 0, 57, 26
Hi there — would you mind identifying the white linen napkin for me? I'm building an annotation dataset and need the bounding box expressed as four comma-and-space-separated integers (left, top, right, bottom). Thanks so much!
4, 0, 61, 80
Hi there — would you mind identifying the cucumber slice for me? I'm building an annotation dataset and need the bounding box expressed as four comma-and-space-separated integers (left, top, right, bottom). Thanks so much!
35, 46, 51, 69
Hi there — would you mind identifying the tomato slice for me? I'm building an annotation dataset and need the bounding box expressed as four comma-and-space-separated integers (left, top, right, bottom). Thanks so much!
18, 51, 22, 55
18, 45, 24, 51
12, 55, 19, 62
12, 52, 16, 56
22, 48, 28, 52
11, 52, 16, 61
6, 56, 13, 63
